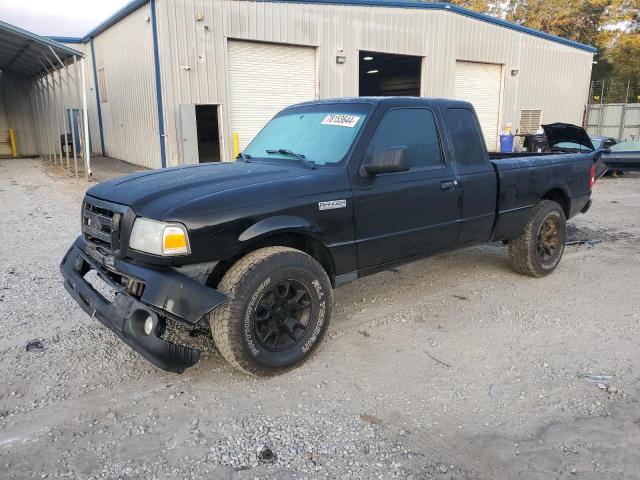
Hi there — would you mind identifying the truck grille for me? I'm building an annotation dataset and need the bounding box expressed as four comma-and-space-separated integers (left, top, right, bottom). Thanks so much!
82, 200, 121, 253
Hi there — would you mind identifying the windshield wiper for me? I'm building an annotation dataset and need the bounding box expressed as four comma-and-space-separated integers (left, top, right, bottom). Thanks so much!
236, 151, 252, 162
266, 148, 306, 159
265, 148, 317, 169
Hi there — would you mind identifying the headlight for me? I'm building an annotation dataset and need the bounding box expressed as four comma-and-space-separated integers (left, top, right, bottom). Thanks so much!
129, 218, 190, 256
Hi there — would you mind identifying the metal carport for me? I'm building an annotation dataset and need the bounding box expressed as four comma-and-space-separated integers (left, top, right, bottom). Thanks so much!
0, 20, 92, 179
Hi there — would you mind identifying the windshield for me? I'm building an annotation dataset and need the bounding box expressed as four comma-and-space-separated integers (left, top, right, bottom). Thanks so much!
553, 141, 593, 152
611, 140, 640, 152
243, 103, 371, 166
591, 138, 603, 149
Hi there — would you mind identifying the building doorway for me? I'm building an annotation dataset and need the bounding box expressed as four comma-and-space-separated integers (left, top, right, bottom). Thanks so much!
359, 50, 422, 97
196, 105, 220, 163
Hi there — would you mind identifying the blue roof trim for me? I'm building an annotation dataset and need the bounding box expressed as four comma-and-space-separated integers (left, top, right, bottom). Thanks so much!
257, 0, 597, 53
47, 36, 84, 44
48, 0, 596, 54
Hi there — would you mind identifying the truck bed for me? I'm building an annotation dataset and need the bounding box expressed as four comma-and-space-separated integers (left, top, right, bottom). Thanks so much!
489, 151, 594, 241
489, 151, 556, 160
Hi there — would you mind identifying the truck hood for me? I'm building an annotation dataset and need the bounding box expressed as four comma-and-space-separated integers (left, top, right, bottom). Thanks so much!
86, 161, 313, 218
542, 123, 594, 151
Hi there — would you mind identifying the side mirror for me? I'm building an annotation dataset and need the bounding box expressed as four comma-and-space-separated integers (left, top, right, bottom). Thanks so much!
363, 146, 410, 175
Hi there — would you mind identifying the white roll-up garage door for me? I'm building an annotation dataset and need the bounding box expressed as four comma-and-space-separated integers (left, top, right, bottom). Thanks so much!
454, 61, 503, 151
227, 40, 317, 152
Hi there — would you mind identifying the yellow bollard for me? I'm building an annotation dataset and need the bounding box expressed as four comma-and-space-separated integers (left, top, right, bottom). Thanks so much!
232, 132, 239, 160
9, 128, 17, 158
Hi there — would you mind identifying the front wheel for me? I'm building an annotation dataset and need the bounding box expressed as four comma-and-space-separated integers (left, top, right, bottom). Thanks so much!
209, 246, 332, 376
508, 200, 567, 277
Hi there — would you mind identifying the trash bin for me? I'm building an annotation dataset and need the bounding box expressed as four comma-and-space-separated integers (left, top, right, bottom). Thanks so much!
500, 134, 514, 153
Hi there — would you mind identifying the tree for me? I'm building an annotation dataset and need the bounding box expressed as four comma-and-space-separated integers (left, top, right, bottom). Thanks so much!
505, 0, 610, 46
602, 32, 640, 82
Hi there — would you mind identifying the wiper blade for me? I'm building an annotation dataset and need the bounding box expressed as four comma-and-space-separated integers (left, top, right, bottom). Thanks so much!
266, 148, 306, 160
236, 151, 252, 162
266, 148, 317, 169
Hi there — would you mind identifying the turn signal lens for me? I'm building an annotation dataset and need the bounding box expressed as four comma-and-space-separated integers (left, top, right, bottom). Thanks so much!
162, 226, 189, 255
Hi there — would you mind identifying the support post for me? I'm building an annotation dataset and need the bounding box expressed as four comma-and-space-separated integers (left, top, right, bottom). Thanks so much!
32, 81, 44, 159
52, 70, 64, 166
72, 57, 80, 177
44, 76, 57, 163
61, 68, 70, 171
619, 80, 630, 140
81, 57, 91, 181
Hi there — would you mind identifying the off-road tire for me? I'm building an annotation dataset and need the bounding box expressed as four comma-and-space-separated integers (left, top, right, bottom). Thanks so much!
508, 200, 566, 277
209, 246, 332, 376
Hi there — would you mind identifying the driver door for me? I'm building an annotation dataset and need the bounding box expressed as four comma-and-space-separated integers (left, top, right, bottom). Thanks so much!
351, 107, 462, 269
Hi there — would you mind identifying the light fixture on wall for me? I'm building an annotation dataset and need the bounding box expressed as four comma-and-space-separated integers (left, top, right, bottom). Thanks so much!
363, 56, 373, 61
336, 48, 346, 64
367, 69, 379, 74
511, 69, 520, 76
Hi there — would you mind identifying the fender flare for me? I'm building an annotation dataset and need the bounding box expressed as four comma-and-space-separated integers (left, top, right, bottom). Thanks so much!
238, 215, 323, 243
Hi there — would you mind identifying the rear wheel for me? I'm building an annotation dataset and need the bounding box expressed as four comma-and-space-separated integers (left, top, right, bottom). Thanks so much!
508, 200, 566, 277
209, 246, 332, 376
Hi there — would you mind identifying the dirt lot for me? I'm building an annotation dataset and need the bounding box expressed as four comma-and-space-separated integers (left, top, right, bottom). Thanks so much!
1, 158, 639, 480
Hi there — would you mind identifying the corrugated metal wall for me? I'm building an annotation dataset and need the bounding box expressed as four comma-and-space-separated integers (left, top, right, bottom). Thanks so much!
154, 0, 594, 164
62, 42, 102, 155
26, 54, 90, 165
92, 3, 161, 169
0, 72, 37, 156
0, 47, 97, 165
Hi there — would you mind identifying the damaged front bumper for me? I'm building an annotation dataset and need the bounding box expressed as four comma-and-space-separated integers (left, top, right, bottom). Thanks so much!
60, 236, 227, 373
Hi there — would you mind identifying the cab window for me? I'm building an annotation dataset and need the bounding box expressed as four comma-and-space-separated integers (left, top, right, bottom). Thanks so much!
445, 108, 487, 166
367, 108, 443, 169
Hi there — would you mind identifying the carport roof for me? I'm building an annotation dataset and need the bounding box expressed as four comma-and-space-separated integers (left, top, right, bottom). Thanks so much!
0, 20, 83, 78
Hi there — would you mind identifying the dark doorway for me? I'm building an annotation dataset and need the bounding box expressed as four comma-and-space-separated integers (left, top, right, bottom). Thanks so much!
196, 105, 220, 162
359, 51, 422, 97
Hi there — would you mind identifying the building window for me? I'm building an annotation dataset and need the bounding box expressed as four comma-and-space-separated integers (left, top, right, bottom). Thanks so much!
519, 109, 541, 134
97, 68, 108, 103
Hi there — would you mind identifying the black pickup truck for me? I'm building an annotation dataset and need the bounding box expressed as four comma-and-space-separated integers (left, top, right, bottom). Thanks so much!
61, 97, 596, 375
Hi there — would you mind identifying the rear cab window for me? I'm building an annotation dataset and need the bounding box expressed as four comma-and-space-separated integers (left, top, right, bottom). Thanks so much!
445, 108, 488, 166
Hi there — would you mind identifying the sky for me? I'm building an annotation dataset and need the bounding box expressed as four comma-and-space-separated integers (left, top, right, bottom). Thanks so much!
0, 0, 132, 37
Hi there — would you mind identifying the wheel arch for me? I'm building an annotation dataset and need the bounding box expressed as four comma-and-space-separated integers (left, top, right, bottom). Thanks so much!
208, 217, 336, 288
540, 188, 570, 218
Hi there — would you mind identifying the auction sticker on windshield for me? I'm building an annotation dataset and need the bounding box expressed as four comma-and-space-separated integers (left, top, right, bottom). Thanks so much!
321, 114, 361, 128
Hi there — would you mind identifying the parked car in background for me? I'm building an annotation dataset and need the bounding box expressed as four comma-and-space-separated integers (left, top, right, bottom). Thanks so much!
603, 140, 640, 176
590, 136, 619, 150
610, 140, 640, 152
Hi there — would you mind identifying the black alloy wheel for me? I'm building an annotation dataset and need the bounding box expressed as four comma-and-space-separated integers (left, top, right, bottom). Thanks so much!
253, 279, 312, 351
536, 216, 560, 263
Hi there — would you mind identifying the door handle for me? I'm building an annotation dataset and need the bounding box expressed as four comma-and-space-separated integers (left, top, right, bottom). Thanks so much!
441, 180, 458, 191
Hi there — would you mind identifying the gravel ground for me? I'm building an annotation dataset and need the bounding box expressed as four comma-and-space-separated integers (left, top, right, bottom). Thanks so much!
1, 158, 640, 480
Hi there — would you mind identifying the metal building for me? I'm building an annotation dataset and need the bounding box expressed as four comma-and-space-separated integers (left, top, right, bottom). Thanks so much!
5, 0, 596, 170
